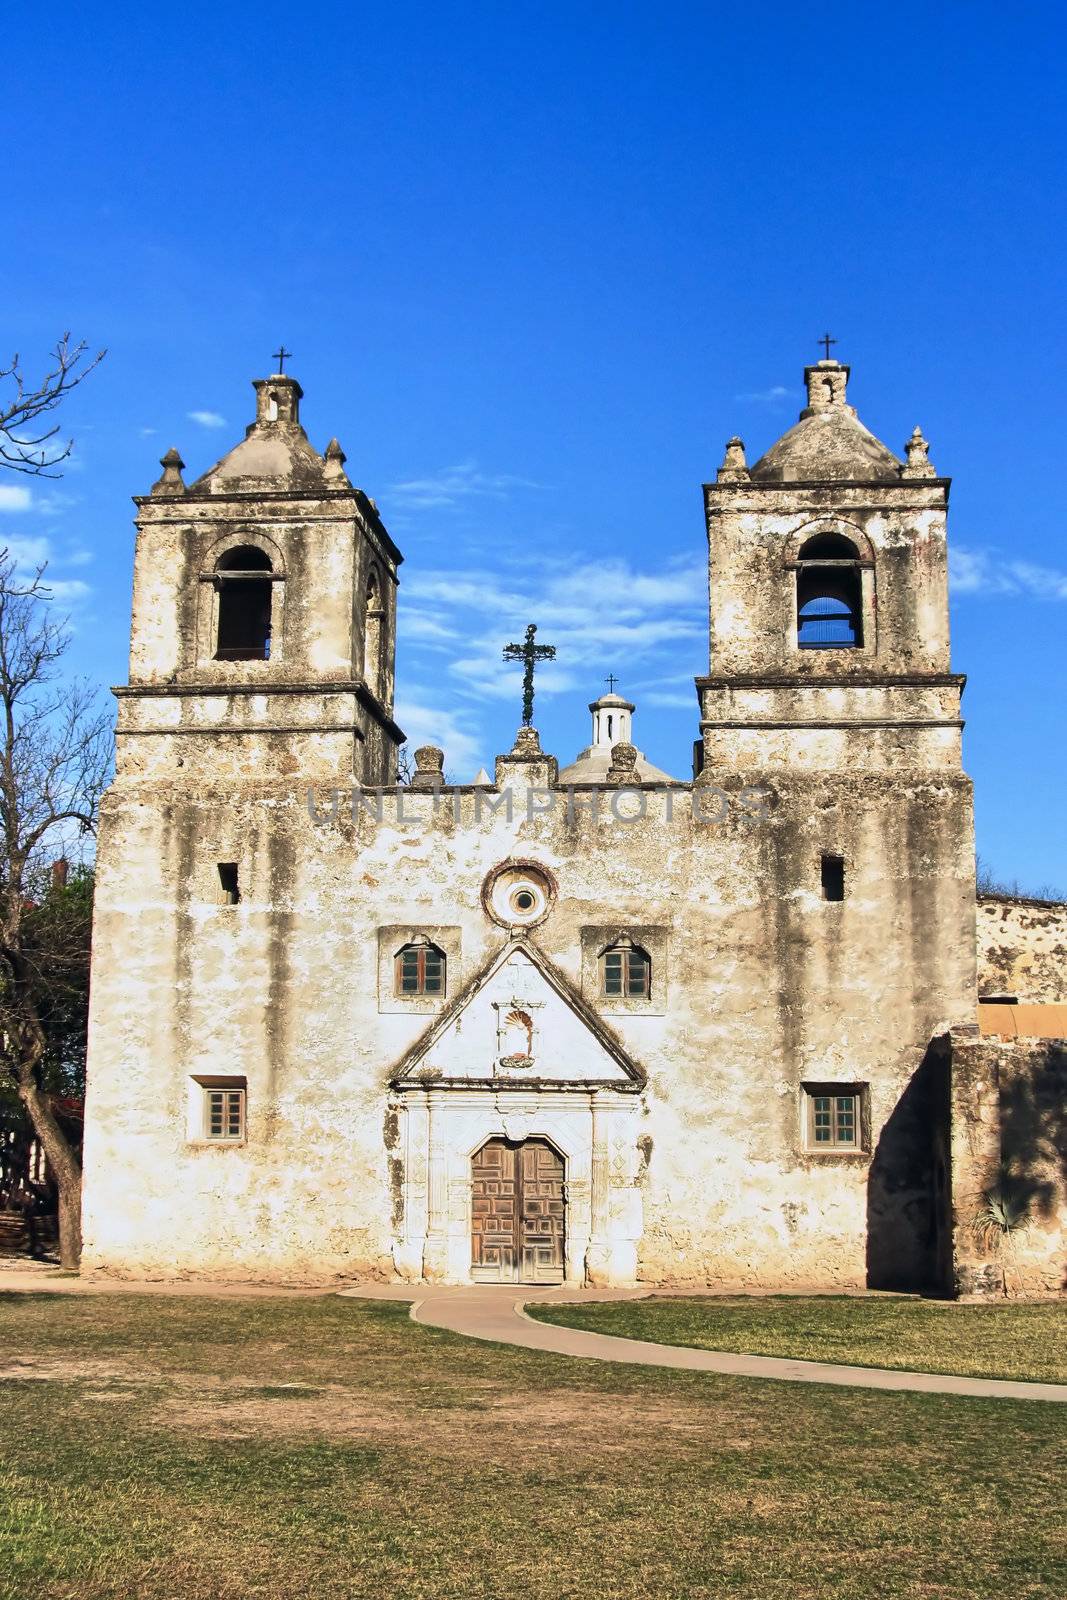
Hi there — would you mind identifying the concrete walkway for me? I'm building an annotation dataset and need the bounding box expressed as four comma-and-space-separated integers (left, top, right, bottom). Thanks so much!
4, 1265, 1063, 1401
341, 1283, 1067, 1403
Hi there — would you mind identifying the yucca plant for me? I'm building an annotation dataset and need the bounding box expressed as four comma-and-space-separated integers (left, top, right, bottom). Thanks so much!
972, 1181, 1031, 1298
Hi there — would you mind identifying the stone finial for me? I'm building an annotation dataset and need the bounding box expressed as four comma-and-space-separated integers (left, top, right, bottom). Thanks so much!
323, 437, 350, 484
901, 425, 936, 479
150, 447, 186, 496
605, 741, 639, 785
801, 360, 852, 418
471, 766, 492, 787
716, 436, 750, 484
411, 745, 445, 788
510, 725, 543, 759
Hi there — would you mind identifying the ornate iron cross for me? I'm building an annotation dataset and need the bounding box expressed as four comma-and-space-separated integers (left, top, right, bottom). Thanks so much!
605, 672, 618, 693
818, 332, 836, 360
503, 623, 556, 727
273, 345, 292, 373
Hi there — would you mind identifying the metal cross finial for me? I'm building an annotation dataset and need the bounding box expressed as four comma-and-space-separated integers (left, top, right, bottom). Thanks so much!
503, 623, 556, 728
605, 673, 618, 693
818, 332, 837, 361
273, 345, 292, 373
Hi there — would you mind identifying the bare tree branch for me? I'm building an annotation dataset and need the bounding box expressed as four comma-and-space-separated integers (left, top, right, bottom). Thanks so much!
0, 334, 106, 477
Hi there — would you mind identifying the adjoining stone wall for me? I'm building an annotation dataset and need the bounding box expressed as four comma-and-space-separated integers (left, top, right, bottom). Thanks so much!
949, 1031, 1065, 1296
976, 895, 1067, 1002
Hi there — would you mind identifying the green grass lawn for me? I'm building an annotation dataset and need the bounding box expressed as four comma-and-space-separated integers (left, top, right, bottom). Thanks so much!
0, 1292, 1064, 1600
530, 1295, 1067, 1383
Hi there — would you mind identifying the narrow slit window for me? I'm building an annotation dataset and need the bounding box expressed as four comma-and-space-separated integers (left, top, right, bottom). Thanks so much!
821, 854, 845, 902
364, 571, 384, 692
218, 863, 240, 905
205, 1087, 246, 1142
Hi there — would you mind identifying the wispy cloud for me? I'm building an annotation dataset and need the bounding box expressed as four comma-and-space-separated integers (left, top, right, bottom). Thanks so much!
139, 426, 158, 437
0, 485, 33, 513
399, 555, 705, 724
187, 409, 227, 429
733, 384, 794, 406
951, 545, 1067, 600
643, 689, 697, 710
0, 533, 93, 607
31, 490, 79, 517
47, 578, 93, 603
385, 460, 544, 512
2, 534, 51, 567
394, 698, 486, 777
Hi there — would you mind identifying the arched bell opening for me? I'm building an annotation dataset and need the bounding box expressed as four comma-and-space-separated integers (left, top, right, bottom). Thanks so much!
795, 532, 865, 650
214, 546, 275, 661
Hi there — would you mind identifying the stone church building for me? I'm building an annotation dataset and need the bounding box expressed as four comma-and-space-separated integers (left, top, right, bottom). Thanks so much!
80, 358, 1066, 1295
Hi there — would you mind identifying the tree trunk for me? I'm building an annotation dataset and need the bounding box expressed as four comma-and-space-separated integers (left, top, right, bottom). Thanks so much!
16, 1074, 82, 1267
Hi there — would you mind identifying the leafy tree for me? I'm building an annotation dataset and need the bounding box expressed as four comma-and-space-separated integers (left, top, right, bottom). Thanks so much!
0, 557, 110, 1264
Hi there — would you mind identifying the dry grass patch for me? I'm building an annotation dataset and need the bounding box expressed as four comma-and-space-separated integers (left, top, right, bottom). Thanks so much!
0, 1292, 1063, 1600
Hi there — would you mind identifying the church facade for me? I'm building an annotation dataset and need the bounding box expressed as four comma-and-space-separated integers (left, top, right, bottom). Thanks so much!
80, 359, 1066, 1295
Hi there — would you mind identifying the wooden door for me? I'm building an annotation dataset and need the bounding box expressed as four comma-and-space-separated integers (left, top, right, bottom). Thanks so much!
471, 1138, 565, 1283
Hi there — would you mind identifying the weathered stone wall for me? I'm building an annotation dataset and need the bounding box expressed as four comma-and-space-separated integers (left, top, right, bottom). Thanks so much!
703, 484, 951, 680
949, 1032, 1065, 1297
81, 756, 975, 1289
976, 895, 1067, 1002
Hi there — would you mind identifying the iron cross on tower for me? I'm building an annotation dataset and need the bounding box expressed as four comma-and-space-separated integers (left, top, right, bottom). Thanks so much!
818, 332, 837, 360
273, 345, 292, 373
503, 624, 556, 727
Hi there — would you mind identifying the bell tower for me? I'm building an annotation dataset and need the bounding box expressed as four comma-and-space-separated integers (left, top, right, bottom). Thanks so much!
117, 366, 404, 786
698, 357, 962, 775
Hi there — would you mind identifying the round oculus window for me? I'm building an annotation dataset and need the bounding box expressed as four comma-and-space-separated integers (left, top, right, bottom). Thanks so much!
482, 862, 556, 928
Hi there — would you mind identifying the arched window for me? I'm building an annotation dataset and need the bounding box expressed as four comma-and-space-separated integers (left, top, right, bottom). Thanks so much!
364, 570, 384, 692
796, 532, 863, 650
599, 938, 650, 999
215, 546, 274, 661
395, 939, 446, 996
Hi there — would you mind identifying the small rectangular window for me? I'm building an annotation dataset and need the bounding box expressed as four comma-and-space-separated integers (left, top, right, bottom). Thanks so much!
204, 1086, 246, 1141
804, 1087, 863, 1151
600, 944, 651, 998
218, 863, 240, 905
821, 854, 845, 901
394, 942, 447, 997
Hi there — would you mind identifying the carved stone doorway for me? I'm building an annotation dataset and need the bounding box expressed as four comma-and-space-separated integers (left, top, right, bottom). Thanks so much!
471, 1137, 565, 1283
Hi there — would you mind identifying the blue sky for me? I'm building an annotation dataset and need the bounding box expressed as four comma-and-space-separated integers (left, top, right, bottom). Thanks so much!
4, 2, 1065, 889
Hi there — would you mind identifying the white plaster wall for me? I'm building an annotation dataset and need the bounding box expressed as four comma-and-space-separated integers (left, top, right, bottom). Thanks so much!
81, 757, 976, 1288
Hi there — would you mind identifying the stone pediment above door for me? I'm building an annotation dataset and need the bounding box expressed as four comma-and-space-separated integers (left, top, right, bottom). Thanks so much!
390, 936, 645, 1091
